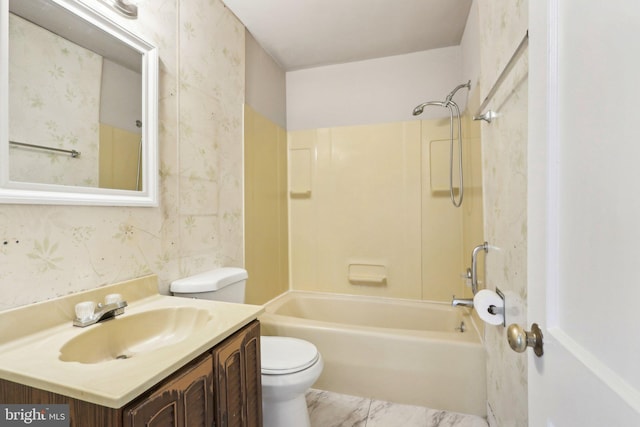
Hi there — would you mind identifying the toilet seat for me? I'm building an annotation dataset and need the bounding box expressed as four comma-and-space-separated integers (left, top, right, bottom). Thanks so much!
261, 336, 319, 375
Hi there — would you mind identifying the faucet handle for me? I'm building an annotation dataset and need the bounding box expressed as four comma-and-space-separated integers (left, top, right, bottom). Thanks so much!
75, 301, 96, 321
105, 293, 123, 305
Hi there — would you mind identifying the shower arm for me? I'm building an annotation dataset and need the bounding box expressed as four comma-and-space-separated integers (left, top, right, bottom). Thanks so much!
445, 80, 471, 103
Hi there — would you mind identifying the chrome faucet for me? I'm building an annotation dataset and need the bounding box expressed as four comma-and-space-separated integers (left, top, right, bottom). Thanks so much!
73, 301, 128, 327
451, 296, 474, 308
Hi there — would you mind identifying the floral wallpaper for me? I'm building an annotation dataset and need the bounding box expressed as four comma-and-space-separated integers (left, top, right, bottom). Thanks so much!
177, 0, 245, 276
0, 0, 245, 311
478, 0, 528, 103
478, 0, 529, 426
9, 14, 101, 187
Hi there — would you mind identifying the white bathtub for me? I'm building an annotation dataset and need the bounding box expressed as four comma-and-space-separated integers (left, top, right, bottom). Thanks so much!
259, 291, 486, 416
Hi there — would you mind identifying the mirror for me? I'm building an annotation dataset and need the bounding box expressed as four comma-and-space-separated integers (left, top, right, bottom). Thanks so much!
0, 0, 158, 206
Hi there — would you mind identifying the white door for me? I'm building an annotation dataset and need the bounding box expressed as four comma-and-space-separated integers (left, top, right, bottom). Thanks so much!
528, 1, 640, 425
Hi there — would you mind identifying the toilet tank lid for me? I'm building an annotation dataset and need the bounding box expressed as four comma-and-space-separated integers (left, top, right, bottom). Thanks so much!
170, 268, 248, 293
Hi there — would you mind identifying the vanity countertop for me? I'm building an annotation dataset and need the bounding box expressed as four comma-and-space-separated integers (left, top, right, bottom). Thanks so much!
0, 275, 263, 408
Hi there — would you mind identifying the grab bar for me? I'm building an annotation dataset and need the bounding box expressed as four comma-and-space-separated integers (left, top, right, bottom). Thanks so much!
470, 242, 489, 295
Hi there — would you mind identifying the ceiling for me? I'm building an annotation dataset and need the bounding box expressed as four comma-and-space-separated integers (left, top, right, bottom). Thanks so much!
222, 0, 473, 71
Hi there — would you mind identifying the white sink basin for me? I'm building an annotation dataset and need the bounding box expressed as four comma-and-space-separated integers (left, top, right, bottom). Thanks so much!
59, 307, 211, 364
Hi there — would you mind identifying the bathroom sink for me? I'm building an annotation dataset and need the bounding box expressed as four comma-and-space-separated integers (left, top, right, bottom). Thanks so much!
59, 307, 212, 364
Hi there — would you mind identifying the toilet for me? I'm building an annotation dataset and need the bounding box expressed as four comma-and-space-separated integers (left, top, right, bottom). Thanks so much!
170, 268, 323, 427
260, 336, 323, 427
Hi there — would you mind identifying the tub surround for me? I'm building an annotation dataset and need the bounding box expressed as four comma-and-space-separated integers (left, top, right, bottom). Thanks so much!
0, 275, 263, 408
288, 120, 470, 302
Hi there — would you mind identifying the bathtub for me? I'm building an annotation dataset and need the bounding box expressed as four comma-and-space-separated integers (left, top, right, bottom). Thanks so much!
259, 291, 486, 416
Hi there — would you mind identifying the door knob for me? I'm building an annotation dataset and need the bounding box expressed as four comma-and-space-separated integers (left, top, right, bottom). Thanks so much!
507, 323, 544, 357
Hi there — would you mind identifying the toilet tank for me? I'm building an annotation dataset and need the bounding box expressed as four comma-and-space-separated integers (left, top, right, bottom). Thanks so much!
170, 268, 248, 303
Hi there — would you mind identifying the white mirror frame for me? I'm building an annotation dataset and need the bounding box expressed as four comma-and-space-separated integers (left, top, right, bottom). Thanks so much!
0, 0, 158, 206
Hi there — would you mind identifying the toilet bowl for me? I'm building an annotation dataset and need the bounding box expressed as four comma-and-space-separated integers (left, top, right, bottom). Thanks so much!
261, 336, 323, 427
170, 268, 323, 427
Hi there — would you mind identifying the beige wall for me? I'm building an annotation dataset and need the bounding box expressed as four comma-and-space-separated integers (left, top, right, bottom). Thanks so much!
0, 0, 245, 311
243, 105, 289, 304
461, 86, 485, 300
244, 28, 288, 304
99, 124, 141, 190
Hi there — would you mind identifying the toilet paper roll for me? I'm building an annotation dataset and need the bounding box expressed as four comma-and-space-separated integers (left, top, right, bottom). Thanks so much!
473, 289, 504, 325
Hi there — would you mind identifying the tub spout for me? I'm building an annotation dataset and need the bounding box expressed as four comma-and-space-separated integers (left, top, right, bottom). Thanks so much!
452, 296, 473, 308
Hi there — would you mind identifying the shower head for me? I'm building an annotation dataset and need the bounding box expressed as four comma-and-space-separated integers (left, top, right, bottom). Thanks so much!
412, 80, 471, 116
412, 100, 447, 116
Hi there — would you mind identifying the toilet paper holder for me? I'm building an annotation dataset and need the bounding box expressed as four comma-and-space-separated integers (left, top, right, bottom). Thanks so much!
472, 287, 506, 326
489, 288, 505, 326
487, 305, 503, 315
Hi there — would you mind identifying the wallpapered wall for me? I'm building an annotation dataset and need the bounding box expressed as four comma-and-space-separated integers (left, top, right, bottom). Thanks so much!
0, 0, 245, 311
9, 14, 101, 187
477, 0, 529, 426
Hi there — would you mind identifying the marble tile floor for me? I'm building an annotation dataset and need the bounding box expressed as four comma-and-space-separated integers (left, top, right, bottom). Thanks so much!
306, 389, 488, 427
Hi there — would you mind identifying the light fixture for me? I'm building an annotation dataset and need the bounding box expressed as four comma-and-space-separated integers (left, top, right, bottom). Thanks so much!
99, 0, 138, 19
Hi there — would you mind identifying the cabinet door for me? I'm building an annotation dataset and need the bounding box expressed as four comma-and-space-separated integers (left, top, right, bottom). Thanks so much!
242, 323, 261, 427
124, 354, 213, 427
182, 364, 214, 427
213, 321, 262, 427
124, 389, 181, 427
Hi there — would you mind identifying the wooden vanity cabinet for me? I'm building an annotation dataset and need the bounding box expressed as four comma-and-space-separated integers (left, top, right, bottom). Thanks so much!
0, 320, 262, 427
124, 320, 262, 427
212, 319, 262, 427
123, 353, 214, 427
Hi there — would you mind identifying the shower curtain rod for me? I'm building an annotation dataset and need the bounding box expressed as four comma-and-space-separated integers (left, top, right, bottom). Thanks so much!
9, 140, 81, 158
